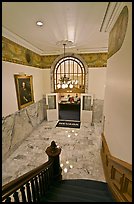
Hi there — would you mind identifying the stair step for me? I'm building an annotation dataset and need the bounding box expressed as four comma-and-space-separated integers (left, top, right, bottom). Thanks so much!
40, 179, 115, 202
40, 190, 114, 202
47, 185, 114, 202
51, 181, 112, 198
56, 179, 108, 191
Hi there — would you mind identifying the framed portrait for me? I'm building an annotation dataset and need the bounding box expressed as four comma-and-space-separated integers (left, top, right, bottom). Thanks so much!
14, 74, 34, 110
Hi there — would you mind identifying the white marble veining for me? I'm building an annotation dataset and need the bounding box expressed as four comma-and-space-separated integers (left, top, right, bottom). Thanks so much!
2, 99, 47, 162
93, 99, 104, 123
2, 120, 105, 186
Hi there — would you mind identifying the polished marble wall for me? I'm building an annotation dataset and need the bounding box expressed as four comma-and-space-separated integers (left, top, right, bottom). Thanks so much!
93, 99, 104, 123
2, 98, 47, 162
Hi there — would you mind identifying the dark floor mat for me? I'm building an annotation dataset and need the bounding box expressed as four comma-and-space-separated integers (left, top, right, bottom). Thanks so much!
56, 120, 81, 128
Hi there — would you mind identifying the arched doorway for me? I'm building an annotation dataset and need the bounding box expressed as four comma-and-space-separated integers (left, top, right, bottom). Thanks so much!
46, 53, 93, 123
50, 53, 88, 93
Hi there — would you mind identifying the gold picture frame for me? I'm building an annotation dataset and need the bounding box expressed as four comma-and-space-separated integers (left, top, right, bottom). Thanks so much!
14, 74, 34, 110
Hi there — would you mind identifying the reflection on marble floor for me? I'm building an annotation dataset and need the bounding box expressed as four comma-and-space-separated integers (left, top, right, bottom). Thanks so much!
2, 120, 105, 186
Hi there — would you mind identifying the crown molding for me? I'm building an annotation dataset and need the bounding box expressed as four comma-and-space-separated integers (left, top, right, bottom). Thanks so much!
76, 47, 108, 54
42, 47, 108, 55
2, 27, 108, 56
2, 26, 44, 55
100, 2, 124, 32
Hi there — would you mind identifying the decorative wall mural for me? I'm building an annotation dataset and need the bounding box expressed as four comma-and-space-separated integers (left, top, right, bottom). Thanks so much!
80, 53, 107, 67
2, 36, 107, 68
108, 6, 128, 59
14, 74, 34, 110
25, 50, 31, 63
41, 55, 59, 68
2, 37, 42, 68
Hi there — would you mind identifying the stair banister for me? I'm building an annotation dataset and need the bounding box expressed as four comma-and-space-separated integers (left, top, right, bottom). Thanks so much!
2, 140, 62, 202
46, 141, 62, 181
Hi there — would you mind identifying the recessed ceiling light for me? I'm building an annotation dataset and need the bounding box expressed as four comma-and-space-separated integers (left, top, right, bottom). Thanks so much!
36, 21, 43, 26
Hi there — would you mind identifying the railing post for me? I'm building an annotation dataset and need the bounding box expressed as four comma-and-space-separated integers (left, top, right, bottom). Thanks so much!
46, 141, 62, 181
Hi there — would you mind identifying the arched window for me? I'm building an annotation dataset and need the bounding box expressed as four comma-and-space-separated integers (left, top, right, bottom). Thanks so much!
54, 56, 86, 93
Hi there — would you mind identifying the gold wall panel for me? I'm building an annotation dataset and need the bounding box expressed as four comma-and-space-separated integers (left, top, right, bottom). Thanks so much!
79, 53, 107, 67
108, 6, 128, 59
2, 37, 42, 68
41, 55, 59, 68
2, 36, 107, 68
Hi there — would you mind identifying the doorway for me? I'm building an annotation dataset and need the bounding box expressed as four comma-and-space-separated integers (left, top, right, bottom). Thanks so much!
59, 102, 80, 121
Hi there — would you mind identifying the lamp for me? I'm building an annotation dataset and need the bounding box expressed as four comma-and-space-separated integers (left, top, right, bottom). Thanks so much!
57, 42, 79, 89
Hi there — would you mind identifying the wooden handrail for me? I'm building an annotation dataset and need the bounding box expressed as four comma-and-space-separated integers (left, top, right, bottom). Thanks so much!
2, 160, 53, 201
109, 155, 132, 172
101, 133, 132, 202
2, 140, 62, 202
101, 133, 132, 172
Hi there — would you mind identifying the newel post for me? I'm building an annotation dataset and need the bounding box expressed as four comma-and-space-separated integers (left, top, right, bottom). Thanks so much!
46, 141, 62, 181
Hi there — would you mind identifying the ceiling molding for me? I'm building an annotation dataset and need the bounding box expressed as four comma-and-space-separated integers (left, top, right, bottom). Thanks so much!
76, 47, 108, 54
100, 2, 124, 32
2, 27, 108, 56
41, 47, 108, 55
2, 3, 110, 56
2, 26, 44, 55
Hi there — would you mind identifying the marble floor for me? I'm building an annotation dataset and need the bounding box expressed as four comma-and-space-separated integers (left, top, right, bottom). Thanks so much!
2, 120, 105, 186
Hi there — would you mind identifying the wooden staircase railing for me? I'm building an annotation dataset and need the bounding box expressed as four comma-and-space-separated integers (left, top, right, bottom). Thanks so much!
2, 141, 62, 202
101, 133, 132, 202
